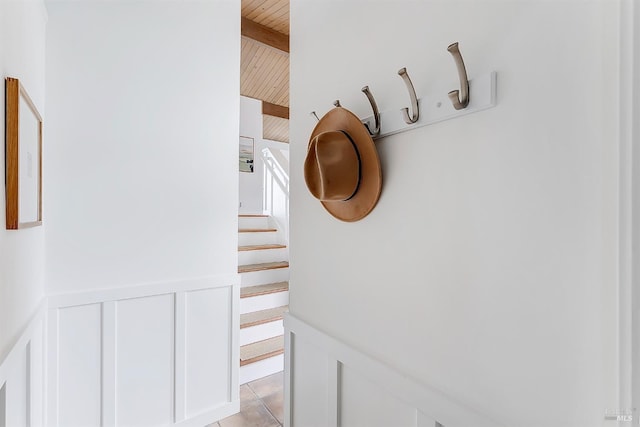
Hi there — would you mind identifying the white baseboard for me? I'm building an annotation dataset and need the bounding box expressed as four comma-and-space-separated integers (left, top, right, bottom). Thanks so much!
284, 313, 502, 427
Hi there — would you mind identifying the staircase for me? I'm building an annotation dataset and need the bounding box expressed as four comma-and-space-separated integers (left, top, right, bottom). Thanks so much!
238, 214, 289, 384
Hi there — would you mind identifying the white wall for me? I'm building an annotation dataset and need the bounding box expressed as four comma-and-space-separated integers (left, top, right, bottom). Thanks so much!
0, 1, 48, 425
0, 0, 47, 367
45, 0, 239, 294
45, 1, 241, 425
289, 1, 621, 426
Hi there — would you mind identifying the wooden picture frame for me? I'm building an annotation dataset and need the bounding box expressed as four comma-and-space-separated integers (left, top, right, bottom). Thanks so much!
5, 77, 43, 229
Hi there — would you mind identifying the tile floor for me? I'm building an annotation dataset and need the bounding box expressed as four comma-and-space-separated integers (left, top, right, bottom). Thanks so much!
208, 371, 284, 427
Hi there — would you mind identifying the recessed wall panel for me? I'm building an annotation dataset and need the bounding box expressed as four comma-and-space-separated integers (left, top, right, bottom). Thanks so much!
116, 294, 174, 427
5, 347, 28, 426
29, 320, 44, 427
58, 305, 102, 427
340, 365, 416, 427
291, 334, 329, 427
185, 287, 232, 417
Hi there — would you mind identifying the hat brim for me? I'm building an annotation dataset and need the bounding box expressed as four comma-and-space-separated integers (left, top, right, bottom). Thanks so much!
308, 107, 382, 222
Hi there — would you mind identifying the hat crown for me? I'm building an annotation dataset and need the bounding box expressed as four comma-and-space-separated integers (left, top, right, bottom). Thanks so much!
304, 131, 360, 201
304, 107, 382, 222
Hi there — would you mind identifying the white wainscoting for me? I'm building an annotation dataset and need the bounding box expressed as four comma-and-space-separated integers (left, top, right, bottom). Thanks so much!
0, 301, 47, 427
48, 275, 240, 427
284, 314, 503, 427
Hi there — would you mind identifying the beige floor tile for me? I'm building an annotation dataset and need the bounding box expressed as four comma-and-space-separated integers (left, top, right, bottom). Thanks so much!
261, 391, 284, 424
247, 371, 284, 398
218, 398, 280, 427
215, 374, 284, 427
240, 384, 258, 402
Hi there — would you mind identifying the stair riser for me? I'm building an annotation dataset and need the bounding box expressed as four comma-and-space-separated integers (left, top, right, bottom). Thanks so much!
238, 216, 270, 229
238, 231, 279, 246
239, 354, 284, 385
238, 248, 288, 265
240, 268, 289, 287
240, 291, 289, 314
240, 320, 284, 346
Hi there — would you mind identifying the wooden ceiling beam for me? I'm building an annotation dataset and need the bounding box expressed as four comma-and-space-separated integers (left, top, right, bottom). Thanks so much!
241, 17, 289, 53
262, 101, 289, 119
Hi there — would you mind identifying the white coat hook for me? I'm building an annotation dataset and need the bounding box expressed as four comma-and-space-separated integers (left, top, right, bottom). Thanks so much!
447, 42, 470, 110
361, 86, 380, 136
398, 67, 419, 124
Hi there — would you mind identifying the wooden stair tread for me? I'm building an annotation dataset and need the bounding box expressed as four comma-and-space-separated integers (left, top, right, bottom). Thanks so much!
238, 244, 286, 252
239, 228, 277, 233
238, 261, 289, 273
241, 306, 288, 329
239, 214, 268, 217
241, 282, 289, 298
240, 335, 284, 366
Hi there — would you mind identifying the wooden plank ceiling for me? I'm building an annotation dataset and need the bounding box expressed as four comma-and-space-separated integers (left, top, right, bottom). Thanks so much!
263, 116, 289, 143
241, 0, 290, 143
242, 0, 289, 35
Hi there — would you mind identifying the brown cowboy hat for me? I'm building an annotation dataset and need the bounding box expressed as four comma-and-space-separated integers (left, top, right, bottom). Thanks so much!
304, 107, 382, 222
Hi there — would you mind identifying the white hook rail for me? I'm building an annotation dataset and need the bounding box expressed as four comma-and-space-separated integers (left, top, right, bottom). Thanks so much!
308, 42, 497, 140
363, 71, 497, 140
